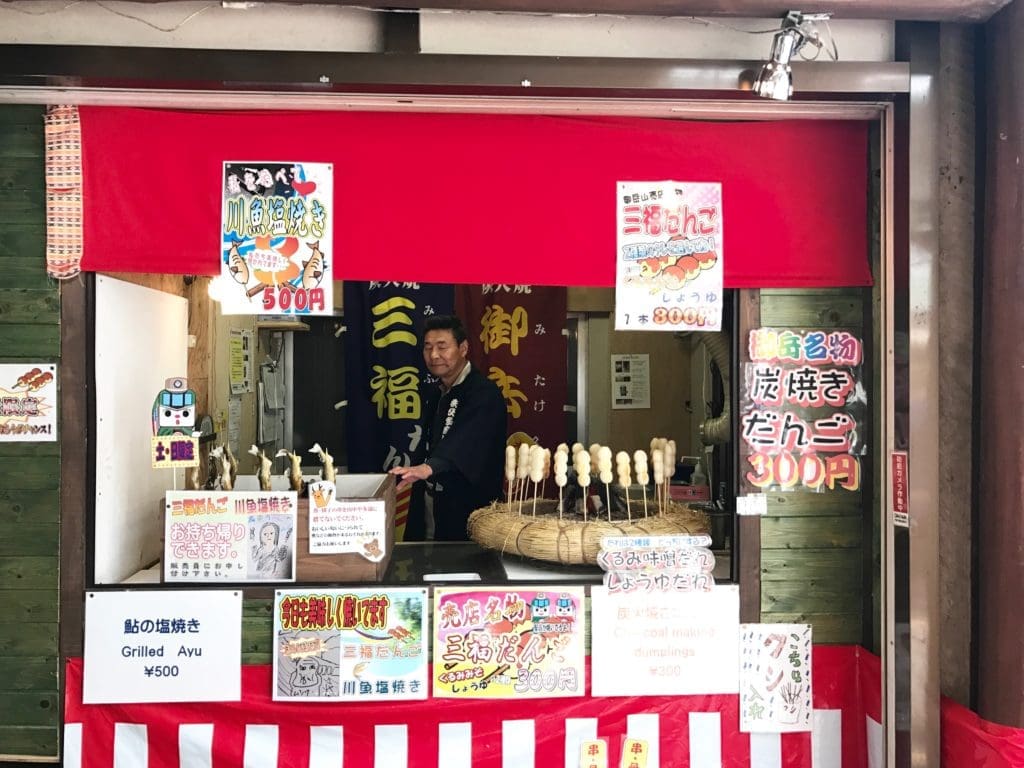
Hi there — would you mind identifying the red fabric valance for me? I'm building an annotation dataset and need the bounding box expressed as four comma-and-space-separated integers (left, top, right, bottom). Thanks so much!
78, 107, 871, 288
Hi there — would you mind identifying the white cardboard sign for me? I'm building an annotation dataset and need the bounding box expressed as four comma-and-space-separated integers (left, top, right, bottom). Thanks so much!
591, 584, 739, 697
83, 590, 242, 703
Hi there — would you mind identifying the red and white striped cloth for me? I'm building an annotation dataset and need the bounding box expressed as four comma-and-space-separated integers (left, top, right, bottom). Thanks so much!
64, 647, 882, 767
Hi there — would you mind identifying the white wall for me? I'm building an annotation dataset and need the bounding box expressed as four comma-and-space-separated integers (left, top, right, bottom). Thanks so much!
94, 275, 188, 584
0, 2, 893, 61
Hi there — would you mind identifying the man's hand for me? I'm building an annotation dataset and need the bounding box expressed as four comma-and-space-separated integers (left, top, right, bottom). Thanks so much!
389, 463, 433, 491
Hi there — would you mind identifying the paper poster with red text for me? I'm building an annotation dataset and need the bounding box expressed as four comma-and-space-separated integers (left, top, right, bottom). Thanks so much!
740, 328, 867, 494
615, 181, 723, 332
220, 162, 333, 315
164, 490, 297, 582
432, 587, 585, 699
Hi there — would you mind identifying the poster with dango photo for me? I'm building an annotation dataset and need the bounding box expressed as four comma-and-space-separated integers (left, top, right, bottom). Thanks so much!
274, 588, 428, 702
432, 587, 585, 699
615, 180, 723, 333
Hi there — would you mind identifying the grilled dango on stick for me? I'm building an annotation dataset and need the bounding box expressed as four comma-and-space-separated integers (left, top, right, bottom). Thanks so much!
516, 443, 531, 512
574, 450, 591, 521
529, 445, 545, 516
553, 449, 569, 517
616, 450, 632, 521
504, 445, 517, 505
634, 450, 649, 518
597, 446, 614, 521
652, 447, 665, 514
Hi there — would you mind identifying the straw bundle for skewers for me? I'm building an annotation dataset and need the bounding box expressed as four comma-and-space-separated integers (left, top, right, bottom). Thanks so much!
467, 436, 710, 565
468, 499, 710, 565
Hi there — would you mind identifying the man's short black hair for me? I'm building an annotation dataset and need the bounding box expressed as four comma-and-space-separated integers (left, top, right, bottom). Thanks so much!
424, 314, 468, 345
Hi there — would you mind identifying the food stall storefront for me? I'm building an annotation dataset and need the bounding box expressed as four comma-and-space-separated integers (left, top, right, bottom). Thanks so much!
0, 41, 918, 767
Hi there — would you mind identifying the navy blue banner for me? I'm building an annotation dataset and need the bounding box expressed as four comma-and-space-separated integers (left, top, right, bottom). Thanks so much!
343, 281, 454, 539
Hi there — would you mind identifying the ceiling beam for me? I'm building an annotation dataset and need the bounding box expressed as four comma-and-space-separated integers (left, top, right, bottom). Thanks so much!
106, 0, 1013, 23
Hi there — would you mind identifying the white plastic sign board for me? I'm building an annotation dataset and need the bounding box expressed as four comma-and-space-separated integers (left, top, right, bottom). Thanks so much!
83, 590, 242, 703
590, 584, 739, 696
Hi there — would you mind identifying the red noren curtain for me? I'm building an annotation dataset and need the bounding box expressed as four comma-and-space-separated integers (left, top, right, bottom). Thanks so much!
79, 107, 871, 288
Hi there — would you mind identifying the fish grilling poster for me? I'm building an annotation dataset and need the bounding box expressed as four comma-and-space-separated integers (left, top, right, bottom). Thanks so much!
432, 587, 586, 699
615, 181, 723, 332
273, 588, 428, 702
219, 162, 333, 315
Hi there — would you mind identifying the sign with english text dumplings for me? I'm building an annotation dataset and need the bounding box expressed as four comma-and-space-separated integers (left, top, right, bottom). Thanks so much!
615, 181, 723, 332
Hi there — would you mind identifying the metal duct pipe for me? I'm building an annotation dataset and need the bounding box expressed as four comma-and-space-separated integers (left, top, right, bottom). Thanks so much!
696, 331, 731, 445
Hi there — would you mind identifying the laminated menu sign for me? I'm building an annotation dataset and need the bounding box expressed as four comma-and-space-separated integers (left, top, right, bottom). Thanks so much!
220, 161, 334, 316
590, 584, 739, 697
739, 623, 813, 733
83, 590, 241, 704
432, 587, 586, 699
308, 480, 386, 560
164, 490, 297, 582
0, 363, 57, 441
273, 588, 428, 701
615, 180, 723, 333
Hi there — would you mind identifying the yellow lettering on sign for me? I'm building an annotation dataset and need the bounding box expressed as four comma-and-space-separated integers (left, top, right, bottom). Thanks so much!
480, 304, 528, 356
371, 296, 417, 347
488, 366, 527, 418
370, 365, 421, 420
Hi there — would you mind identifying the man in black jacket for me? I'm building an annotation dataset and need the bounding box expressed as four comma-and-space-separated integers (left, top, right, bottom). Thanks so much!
390, 315, 507, 541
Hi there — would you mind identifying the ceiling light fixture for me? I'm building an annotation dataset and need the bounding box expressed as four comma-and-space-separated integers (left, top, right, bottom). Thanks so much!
752, 11, 835, 101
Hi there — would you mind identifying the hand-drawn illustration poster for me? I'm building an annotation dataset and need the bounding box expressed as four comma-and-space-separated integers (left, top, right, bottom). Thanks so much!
220, 162, 333, 316
615, 181, 723, 332
432, 587, 586, 699
273, 588, 428, 702
0, 363, 57, 441
739, 623, 813, 733
740, 328, 867, 493
164, 490, 297, 582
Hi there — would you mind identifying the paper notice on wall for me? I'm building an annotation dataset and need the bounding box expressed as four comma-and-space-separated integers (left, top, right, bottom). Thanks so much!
229, 329, 253, 395
610, 354, 651, 410
227, 397, 241, 455
739, 623, 812, 733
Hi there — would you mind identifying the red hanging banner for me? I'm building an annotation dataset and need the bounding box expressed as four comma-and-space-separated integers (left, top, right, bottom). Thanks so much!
78, 107, 871, 289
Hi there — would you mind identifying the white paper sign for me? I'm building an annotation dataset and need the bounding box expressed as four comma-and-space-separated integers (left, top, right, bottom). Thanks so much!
736, 494, 768, 516
611, 354, 651, 410
615, 180, 723, 332
83, 590, 242, 703
308, 481, 386, 560
739, 623, 813, 732
0, 363, 57, 441
591, 584, 739, 696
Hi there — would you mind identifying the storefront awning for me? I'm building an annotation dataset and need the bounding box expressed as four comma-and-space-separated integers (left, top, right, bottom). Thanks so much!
77, 107, 871, 288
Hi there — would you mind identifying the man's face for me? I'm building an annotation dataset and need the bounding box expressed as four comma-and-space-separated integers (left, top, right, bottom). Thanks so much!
423, 329, 468, 386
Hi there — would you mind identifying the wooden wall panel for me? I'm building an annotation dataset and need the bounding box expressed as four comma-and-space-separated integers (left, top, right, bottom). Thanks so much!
756, 287, 870, 645
0, 104, 60, 759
